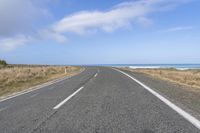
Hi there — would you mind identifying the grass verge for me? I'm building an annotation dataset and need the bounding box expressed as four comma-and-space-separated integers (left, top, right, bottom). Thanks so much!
121, 68, 200, 119
0, 65, 81, 97
122, 68, 200, 90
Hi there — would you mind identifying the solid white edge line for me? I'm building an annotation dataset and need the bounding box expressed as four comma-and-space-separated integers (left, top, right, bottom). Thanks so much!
113, 68, 200, 130
0, 68, 85, 103
53, 86, 84, 110
0, 78, 66, 102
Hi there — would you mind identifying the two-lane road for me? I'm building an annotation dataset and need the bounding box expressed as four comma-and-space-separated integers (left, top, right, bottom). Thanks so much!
0, 67, 199, 133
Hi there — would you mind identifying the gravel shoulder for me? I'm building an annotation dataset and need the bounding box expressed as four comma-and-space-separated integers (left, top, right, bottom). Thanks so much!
122, 69, 200, 120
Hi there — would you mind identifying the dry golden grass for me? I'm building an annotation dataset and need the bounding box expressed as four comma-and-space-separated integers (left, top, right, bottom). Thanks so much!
0, 66, 81, 97
125, 68, 200, 90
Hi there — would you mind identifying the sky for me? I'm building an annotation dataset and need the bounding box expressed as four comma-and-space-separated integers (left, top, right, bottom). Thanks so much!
0, 0, 200, 65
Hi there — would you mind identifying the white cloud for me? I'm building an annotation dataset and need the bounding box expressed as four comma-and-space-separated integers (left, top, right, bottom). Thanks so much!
50, 0, 190, 35
0, 35, 32, 51
159, 26, 194, 33
0, 0, 191, 51
38, 29, 67, 43
0, 0, 51, 37
52, 1, 150, 34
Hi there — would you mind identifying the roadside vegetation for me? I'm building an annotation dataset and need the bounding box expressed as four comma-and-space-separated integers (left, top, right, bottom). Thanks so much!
0, 59, 7, 67
0, 64, 81, 97
124, 68, 200, 90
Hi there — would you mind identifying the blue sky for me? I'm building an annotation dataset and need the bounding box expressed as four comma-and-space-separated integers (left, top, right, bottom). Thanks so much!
0, 0, 200, 65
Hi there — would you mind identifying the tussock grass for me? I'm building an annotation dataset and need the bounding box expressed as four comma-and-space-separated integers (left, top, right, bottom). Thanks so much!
0, 66, 81, 97
125, 68, 200, 90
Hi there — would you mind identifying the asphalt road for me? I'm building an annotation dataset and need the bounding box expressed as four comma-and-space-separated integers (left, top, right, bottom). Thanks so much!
0, 67, 199, 133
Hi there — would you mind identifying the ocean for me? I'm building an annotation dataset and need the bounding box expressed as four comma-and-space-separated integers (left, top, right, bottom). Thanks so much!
95, 64, 200, 70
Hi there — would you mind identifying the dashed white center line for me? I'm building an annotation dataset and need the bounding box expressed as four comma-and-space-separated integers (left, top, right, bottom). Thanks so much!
53, 86, 84, 110
94, 73, 98, 77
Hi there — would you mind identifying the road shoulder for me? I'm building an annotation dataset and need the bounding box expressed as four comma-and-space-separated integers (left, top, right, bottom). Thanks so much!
121, 69, 200, 121
0, 68, 85, 102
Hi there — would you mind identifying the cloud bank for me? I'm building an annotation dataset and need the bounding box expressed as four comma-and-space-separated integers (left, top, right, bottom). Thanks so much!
51, 0, 188, 34
0, 0, 190, 51
0, 0, 50, 37
0, 35, 31, 51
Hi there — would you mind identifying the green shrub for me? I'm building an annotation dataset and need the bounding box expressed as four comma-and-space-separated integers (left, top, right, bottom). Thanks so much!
0, 60, 7, 66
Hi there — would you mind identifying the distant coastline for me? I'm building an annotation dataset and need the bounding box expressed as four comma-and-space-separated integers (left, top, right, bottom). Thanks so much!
101, 64, 200, 70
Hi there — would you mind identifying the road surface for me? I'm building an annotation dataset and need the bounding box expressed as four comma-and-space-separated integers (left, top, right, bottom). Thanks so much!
0, 67, 199, 133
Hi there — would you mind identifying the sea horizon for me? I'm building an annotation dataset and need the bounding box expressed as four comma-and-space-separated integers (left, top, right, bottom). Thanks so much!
82, 64, 200, 70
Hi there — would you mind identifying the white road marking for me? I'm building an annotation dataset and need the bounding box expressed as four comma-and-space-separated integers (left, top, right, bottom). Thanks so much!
94, 73, 98, 77
53, 86, 84, 110
0, 82, 59, 103
114, 68, 200, 130
0, 88, 42, 103
0, 68, 85, 103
